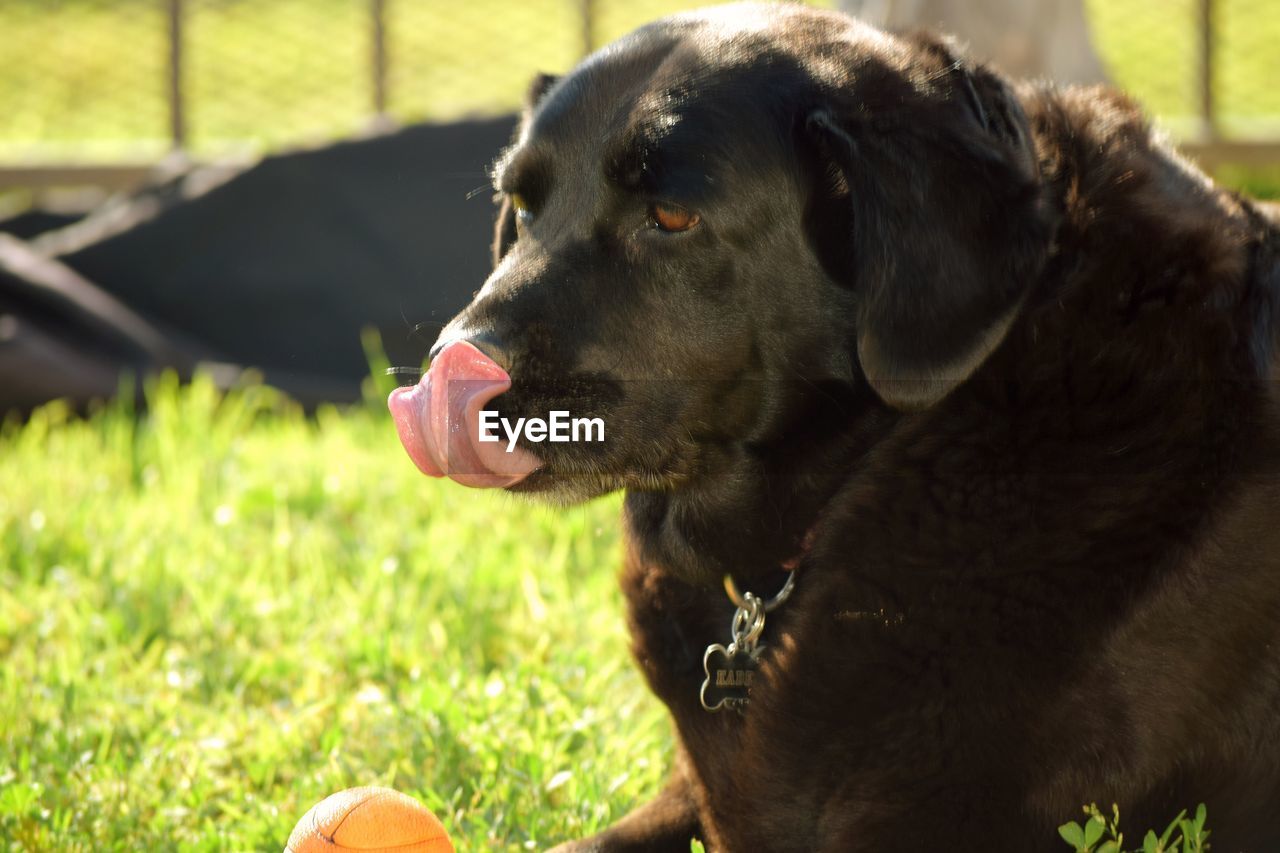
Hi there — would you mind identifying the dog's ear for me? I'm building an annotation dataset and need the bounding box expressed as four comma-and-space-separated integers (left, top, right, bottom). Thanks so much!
806, 38, 1050, 410
492, 72, 560, 267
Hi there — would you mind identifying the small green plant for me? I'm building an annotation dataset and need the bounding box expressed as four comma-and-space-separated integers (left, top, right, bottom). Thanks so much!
1059, 803, 1209, 853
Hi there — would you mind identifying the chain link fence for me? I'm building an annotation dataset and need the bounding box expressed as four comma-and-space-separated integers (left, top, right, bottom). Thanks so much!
0, 0, 1277, 186
1087, 0, 1280, 141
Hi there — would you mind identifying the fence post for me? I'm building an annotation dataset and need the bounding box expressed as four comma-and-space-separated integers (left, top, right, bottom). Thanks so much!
580, 0, 595, 58
371, 0, 389, 117
1198, 0, 1216, 140
166, 0, 186, 150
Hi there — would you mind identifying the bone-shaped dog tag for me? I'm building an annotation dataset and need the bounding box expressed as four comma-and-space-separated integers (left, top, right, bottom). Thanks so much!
700, 643, 762, 713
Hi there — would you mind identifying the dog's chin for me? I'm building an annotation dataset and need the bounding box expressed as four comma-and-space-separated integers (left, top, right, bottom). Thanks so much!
506, 468, 618, 504
506, 451, 694, 504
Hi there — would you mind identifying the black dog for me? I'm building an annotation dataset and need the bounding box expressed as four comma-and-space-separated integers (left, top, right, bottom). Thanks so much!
393, 4, 1280, 849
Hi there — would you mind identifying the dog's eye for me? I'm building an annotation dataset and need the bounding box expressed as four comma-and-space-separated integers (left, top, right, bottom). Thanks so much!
511, 193, 533, 223
650, 202, 700, 233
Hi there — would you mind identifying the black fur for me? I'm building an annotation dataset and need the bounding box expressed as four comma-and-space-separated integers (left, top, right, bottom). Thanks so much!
427, 5, 1280, 850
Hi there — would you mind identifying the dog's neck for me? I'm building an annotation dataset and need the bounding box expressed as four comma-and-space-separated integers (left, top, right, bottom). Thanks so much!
623, 385, 894, 590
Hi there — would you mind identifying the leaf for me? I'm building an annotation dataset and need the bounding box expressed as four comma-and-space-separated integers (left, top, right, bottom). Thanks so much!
1160, 810, 1187, 846
1084, 816, 1105, 847
1059, 822, 1086, 848
1096, 842, 1120, 853
1143, 829, 1160, 853
544, 769, 572, 793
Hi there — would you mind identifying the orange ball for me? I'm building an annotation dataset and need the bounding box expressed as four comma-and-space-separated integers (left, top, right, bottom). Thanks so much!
286, 786, 454, 853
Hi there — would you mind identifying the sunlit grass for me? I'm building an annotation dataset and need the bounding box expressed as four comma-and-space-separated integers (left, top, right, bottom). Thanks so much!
1, 0, 1277, 161
0, 374, 667, 850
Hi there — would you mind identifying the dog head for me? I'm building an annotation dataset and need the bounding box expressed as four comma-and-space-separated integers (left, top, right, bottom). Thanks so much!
394, 3, 1052, 505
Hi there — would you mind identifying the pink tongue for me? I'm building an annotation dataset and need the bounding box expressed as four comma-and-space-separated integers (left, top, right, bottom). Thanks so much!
387, 341, 542, 488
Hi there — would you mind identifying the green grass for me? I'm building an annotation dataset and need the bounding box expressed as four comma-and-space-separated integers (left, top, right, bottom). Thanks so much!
0, 371, 1226, 851
1, 0, 1278, 160
0, 373, 669, 850
0, 374, 1218, 850
0, 0, 782, 161
1085, 0, 1280, 137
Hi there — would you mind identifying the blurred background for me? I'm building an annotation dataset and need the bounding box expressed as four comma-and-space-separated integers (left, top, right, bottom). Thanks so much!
2, 0, 1279, 165
1, 0, 1278, 415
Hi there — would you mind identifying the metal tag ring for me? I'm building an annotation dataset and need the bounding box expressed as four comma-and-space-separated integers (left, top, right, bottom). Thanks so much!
731, 594, 766, 647
723, 569, 797, 613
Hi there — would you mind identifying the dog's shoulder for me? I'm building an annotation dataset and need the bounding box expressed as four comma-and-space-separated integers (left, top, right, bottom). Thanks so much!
1008, 82, 1279, 381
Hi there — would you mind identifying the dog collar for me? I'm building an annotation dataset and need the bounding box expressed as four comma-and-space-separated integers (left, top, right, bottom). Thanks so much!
699, 567, 798, 714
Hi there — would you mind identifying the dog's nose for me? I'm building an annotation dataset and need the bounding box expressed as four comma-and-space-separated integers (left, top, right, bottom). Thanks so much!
430, 332, 512, 372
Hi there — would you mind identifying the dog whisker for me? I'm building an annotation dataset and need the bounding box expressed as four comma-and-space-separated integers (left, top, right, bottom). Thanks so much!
386, 366, 424, 386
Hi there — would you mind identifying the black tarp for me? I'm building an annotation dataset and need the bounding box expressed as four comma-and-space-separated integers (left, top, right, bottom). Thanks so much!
0, 115, 518, 413
0, 210, 83, 240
